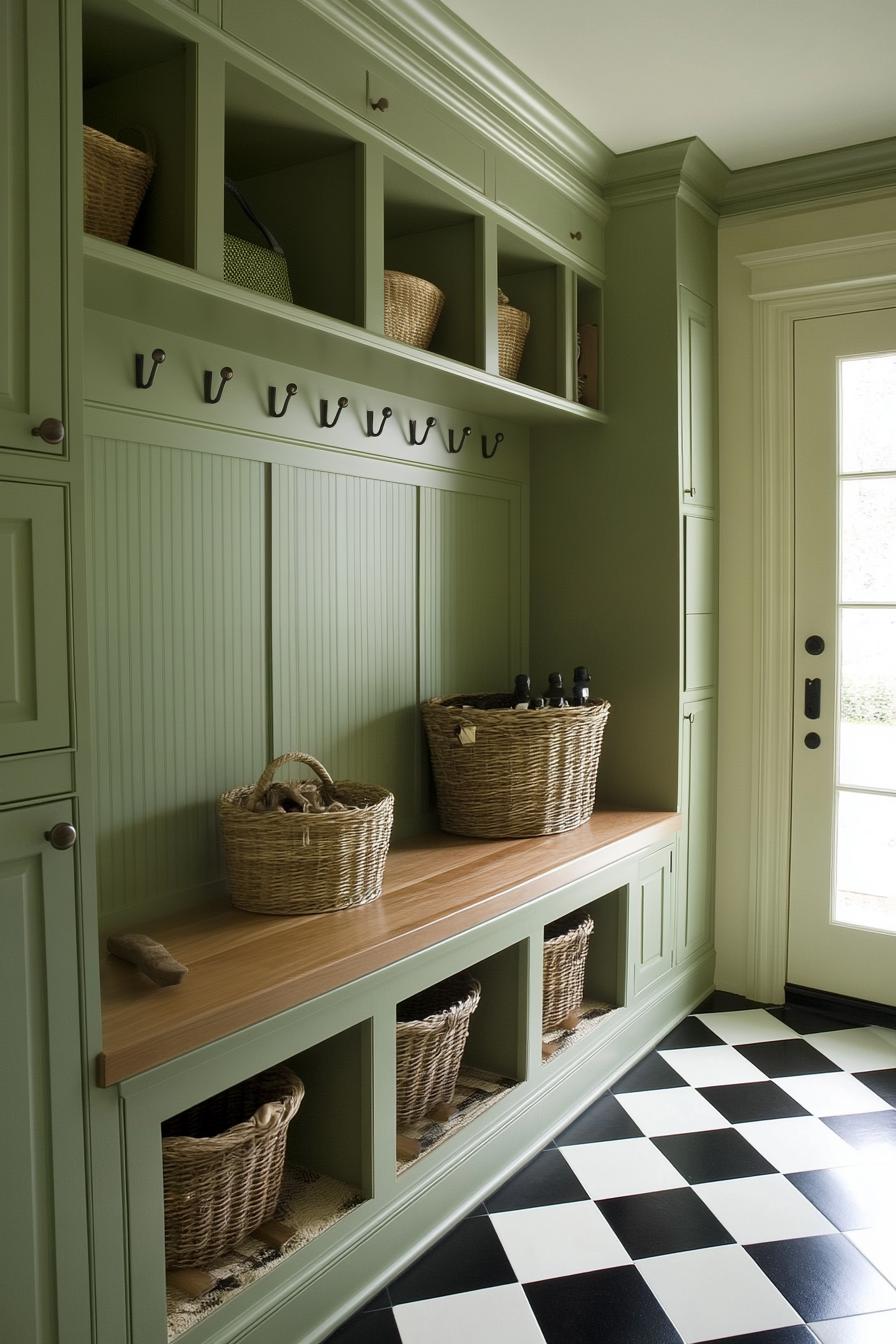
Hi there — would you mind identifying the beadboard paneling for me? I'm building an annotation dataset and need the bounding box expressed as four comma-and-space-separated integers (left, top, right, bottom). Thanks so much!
86, 438, 267, 920
271, 465, 419, 826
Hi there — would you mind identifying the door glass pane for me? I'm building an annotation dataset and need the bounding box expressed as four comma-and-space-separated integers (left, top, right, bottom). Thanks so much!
840, 479, 896, 602
836, 790, 896, 932
840, 354, 896, 473
839, 609, 896, 791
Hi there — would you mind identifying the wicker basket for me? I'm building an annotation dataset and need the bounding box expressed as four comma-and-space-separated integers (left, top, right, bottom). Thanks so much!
421, 694, 610, 839
497, 289, 531, 379
384, 270, 445, 348
83, 125, 155, 245
218, 752, 394, 915
396, 973, 481, 1126
543, 911, 594, 1031
162, 1067, 304, 1268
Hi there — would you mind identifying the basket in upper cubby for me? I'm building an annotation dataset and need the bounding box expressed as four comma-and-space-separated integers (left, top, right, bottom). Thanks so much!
421, 695, 610, 838
83, 126, 155, 245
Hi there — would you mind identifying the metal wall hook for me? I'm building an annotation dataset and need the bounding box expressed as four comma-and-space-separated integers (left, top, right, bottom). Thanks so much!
204, 366, 234, 404
135, 348, 166, 390
268, 383, 297, 418
481, 431, 504, 460
320, 395, 349, 428
409, 415, 437, 446
365, 406, 392, 437
448, 426, 472, 454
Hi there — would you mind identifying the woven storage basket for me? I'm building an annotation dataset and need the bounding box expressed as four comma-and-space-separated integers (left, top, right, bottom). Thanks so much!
83, 126, 155, 245
396, 973, 481, 1126
543, 910, 594, 1031
421, 694, 610, 839
218, 752, 394, 915
162, 1066, 304, 1268
384, 270, 445, 348
497, 289, 531, 379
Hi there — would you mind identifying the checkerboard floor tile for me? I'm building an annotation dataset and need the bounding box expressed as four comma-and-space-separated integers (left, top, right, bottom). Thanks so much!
323, 1000, 896, 1344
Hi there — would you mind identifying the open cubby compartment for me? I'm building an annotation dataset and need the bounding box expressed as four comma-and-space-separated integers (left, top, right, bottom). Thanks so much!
396, 943, 527, 1171
82, 0, 195, 267
163, 1021, 371, 1338
497, 226, 564, 395
383, 159, 483, 368
541, 886, 624, 1062
224, 64, 362, 325
575, 275, 603, 411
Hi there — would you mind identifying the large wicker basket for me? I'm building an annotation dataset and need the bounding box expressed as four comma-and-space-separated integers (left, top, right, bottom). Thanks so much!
498, 289, 531, 379
83, 125, 155, 245
396, 973, 481, 1126
162, 1067, 304, 1268
384, 270, 445, 348
218, 752, 394, 915
543, 910, 594, 1031
421, 695, 610, 838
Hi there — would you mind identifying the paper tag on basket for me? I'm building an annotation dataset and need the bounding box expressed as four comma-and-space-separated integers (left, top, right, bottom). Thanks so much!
457, 725, 477, 746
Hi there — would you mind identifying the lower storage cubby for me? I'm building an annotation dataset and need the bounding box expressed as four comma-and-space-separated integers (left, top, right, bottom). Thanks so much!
395, 943, 526, 1170
541, 887, 624, 1062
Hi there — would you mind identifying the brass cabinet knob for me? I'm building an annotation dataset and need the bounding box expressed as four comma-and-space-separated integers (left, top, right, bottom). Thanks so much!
32, 417, 66, 445
45, 822, 77, 851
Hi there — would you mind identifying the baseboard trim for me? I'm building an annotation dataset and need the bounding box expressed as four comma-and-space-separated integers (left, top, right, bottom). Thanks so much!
786, 982, 896, 1029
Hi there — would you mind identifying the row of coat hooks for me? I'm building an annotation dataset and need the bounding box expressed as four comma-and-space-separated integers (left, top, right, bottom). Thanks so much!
134, 348, 505, 458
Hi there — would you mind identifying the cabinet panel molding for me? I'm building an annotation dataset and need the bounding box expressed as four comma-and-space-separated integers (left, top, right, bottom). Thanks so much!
631, 846, 675, 997
679, 288, 715, 505
678, 698, 716, 963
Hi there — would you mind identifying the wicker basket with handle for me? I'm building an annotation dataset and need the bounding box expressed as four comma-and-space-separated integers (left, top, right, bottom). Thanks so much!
384, 270, 445, 348
218, 752, 394, 915
83, 125, 155, 245
162, 1066, 304, 1268
543, 910, 594, 1031
497, 289, 531, 379
396, 973, 481, 1126
421, 695, 610, 839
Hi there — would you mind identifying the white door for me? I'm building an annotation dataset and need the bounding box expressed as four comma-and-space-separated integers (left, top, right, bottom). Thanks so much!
789, 307, 896, 1007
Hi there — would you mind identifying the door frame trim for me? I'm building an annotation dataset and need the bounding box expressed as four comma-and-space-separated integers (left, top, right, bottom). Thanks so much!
736, 237, 896, 1003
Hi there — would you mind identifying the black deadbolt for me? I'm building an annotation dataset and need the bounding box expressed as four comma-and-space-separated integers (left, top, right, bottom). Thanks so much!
805, 635, 825, 655
805, 732, 821, 749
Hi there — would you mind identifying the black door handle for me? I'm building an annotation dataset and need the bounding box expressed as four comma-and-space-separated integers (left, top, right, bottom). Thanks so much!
805, 677, 821, 719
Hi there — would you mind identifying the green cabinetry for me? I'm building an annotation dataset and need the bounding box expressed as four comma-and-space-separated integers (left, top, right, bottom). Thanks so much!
630, 844, 676, 998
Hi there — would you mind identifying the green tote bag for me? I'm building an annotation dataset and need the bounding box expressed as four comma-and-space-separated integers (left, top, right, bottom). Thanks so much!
223, 178, 293, 304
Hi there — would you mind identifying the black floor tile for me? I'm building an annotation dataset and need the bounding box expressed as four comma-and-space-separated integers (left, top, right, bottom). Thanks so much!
823, 1109, 896, 1154
656, 1016, 725, 1050
612, 1051, 689, 1094
361, 1289, 391, 1312
555, 1092, 643, 1145
596, 1186, 734, 1259
736, 1039, 842, 1078
388, 1215, 516, 1305
700, 1330, 820, 1344
768, 1004, 856, 1036
747, 1233, 896, 1321
788, 1165, 896, 1232
698, 991, 770, 1013
524, 1265, 682, 1343
652, 1127, 777, 1184
855, 1068, 896, 1107
484, 1146, 589, 1213
697, 1082, 811, 1124
323, 1309, 402, 1344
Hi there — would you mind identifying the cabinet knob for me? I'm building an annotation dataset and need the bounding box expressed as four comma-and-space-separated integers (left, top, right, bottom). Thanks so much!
45, 822, 77, 851
570, 230, 583, 241
370, 96, 389, 111
32, 417, 66, 445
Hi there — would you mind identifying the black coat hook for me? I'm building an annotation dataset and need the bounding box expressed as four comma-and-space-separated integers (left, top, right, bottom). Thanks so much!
135, 348, 166, 390
482, 431, 504, 460
448, 426, 472, 454
320, 396, 349, 428
268, 383, 297, 418
365, 406, 392, 437
409, 415, 437, 446
204, 366, 234, 404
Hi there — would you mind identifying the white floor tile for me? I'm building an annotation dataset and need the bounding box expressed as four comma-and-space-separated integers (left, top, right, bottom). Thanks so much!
735, 1116, 862, 1173
848, 1227, 896, 1287
805, 1028, 896, 1073
693, 1173, 837, 1244
393, 1284, 546, 1344
810, 1310, 896, 1343
636, 1243, 802, 1342
694, 1009, 800, 1045
490, 1200, 630, 1282
869, 1025, 896, 1050
615, 1087, 729, 1137
658, 1044, 769, 1088
559, 1136, 688, 1199
775, 1071, 893, 1117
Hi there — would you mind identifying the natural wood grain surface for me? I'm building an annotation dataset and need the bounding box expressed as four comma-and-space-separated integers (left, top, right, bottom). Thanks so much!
99, 811, 679, 1085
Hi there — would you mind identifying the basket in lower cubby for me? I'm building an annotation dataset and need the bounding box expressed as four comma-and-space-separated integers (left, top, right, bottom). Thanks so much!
541, 889, 624, 1061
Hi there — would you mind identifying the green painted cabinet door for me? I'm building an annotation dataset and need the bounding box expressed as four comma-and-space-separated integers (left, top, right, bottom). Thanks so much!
679, 288, 715, 506
0, 0, 64, 455
0, 482, 71, 756
630, 844, 675, 998
0, 801, 90, 1343
678, 698, 716, 964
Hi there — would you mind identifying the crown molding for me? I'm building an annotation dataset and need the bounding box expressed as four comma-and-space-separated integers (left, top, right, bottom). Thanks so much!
606, 138, 726, 220
721, 135, 896, 216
